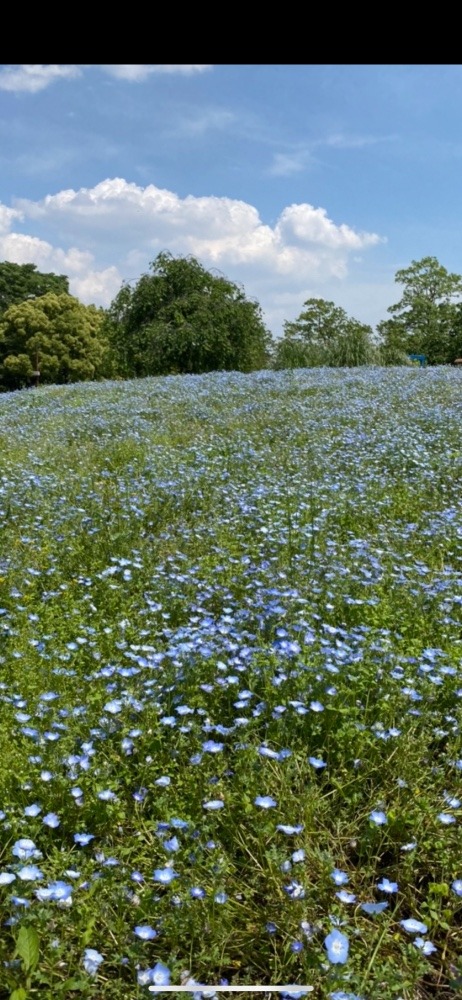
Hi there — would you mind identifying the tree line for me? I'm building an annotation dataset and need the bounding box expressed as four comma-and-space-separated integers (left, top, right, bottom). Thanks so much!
1, 253, 462, 391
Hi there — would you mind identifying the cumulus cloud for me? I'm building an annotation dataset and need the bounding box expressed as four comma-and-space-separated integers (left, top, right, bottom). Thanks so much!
3, 178, 384, 331
0, 65, 81, 93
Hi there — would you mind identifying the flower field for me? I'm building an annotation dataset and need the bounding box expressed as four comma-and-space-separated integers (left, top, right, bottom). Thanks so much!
0, 367, 461, 999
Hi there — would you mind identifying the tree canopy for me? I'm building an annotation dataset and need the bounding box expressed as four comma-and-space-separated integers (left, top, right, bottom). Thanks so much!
378, 256, 462, 365
0, 261, 69, 315
274, 298, 379, 369
0, 293, 109, 390
106, 252, 273, 377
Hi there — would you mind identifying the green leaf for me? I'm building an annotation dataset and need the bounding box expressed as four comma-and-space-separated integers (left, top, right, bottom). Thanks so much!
10, 989, 28, 1000
58, 979, 89, 991
15, 926, 40, 972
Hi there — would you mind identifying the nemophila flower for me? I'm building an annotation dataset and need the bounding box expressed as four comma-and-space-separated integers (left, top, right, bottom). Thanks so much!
292, 849, 305, 863
11, 896, 31, 907
0, 872, 16, 885
400, 918, 428, 934
203, 800, 224, 810
97, 790, 117, 802
290, 939, 304, 953
414, 937, 437, 955
401, 841, 417, 852
17, 864, 43, 881
155, 776, 171, 786
133, 788, 148, 803
12, 838, 41, 861
266, 922, 277, 933
131, 871, 144, 884
214, 892, 228, 903
258, 746, 280, 759
164, 836, 180, 853
190, 887, 206, 899
377, 878, 398, 893
443, 792, 461, 808
277, 824, 304, 835
134, 925, 157, 940
331, 869, 349, 886
438, 813, 456, 825
361, 902, 388, 914
369, 810, 387, 826
284, 880, 305, 899
336, 890, 356, 904
280, 861, 292, 873
308, 756, 327, 769
40, 770, 53, 782
153, 867, 179, 884
36, 881, 73, 903
202, 740, 224, 753
24, 803, 41, 817
329, 992, 364, 1000
43, 812, 60, 828
451, 879, 462, 896
255, 795, 277, 809
74, 832, 94, 846
310, 701, 324, 712
146, 961, 171, 987
83, 947, 104, 976
324, 928, 349, 964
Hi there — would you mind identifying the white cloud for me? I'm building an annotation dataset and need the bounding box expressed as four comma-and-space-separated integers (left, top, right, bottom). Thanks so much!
3, 179, 385, 332
0, 64, 211, 95
268, 151, 312, 177
99, 65, 212, 81
0, 65, 81, 93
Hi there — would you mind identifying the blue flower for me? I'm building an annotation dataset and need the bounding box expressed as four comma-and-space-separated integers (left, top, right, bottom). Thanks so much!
202, 799, 224, 810
437, 813, 456, 825
324, 928, 349, 964
0, 872, 16, 885
414, 937, 437, 955
336, 890, 356, 903
214, 892, 228, 903
147, 961, 171, 987
276, 824, 303, 834
153, 867, 179, 884
163, 836, 180, 853
24, 803, 41, 817
377, 877, 398, 893
17, 864, 43, 881
190, 886, 206, 898
451, 879, 462, 897
400, 918, 428, 934
369, 810, 387, 826
308, 756, 327, 769
74, 832, 94, 846
134, 925, 157, 940
254, 795, 277, 808
43, 812, 60, 828
284, 880, 305, 899
331, 869, 349, 885
83, 947, 104, 976
361, 902, 388, 914
12, 838, 41, 861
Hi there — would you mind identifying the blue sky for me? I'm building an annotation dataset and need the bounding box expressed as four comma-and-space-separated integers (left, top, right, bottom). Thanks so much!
1, 64, 462, 336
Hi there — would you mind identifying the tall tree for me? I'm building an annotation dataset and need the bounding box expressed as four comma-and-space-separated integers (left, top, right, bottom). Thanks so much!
382, 256, 462, 364
0, 261, 69, 314
105, 252, 272, 377
0, 293, 108, 390
274, 298, 378, 369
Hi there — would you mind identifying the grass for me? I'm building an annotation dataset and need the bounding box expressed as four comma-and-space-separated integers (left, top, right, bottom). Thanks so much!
0, 366, 461, 1000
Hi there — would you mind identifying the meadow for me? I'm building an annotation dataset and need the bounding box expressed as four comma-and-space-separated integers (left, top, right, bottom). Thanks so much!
0, 366, 461, 1000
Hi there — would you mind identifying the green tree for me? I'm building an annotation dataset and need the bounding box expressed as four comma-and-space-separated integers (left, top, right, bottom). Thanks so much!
381, 256, 462, 364
0, 261, 69, 314
274, 298, 378, 369
0, 293, 109, 390
105, 252, 272, 377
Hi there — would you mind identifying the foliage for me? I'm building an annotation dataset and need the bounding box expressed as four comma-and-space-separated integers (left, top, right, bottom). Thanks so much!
274, 298, 379, 368
0, 261, 69, 315
0, 293, 109, 390
379, 256, 462, 364
106, 251, 273, 377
